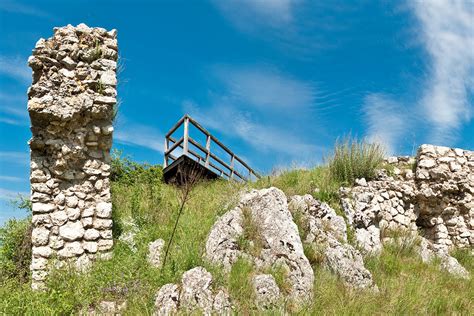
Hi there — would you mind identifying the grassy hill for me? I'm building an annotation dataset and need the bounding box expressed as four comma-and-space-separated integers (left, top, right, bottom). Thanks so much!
0, 144, 473, 314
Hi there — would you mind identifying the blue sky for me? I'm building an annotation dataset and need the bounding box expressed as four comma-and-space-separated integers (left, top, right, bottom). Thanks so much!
1, 0, 473, 224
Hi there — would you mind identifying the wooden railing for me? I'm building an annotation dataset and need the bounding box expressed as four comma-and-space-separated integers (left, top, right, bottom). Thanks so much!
164, 115, 260, 181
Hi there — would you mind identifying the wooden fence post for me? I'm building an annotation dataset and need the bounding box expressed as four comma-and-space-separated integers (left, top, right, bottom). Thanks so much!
205, 135, 211, 167
164, 138, 169, 167
183, 116, 189, 155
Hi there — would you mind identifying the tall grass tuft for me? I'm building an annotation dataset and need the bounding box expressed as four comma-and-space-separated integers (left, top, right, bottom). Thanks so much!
327, 135, 385, 186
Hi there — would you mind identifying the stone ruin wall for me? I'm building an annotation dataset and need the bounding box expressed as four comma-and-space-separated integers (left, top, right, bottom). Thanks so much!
341, 144, 474, 255
414, 145, 474, 251
28, 24, 118, 290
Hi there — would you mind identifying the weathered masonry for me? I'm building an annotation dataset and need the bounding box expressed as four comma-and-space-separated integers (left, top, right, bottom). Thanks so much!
163, 115, 260, 184
28, 24, 117, 290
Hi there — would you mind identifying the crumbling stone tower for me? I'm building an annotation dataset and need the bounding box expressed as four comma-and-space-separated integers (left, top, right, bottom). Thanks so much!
28, 24, 117, 289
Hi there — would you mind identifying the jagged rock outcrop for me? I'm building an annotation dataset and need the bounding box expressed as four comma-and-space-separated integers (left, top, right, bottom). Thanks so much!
340, 144, 473, 278
289, 195, 377, 290
28, 24, 118, 290
206, 187, 314, 303
153, 267, 232, 316
418, 238, 470, 279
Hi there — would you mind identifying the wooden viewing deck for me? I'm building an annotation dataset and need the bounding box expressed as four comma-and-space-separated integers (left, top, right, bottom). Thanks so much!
163, 115, 260, 184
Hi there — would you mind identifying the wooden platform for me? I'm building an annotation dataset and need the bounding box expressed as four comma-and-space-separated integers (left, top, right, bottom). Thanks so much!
163, 155, 219, 185
162, 115, 260, 184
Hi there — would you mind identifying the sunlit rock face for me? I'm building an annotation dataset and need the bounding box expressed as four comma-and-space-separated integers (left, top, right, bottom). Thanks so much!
28, 23, 117, 290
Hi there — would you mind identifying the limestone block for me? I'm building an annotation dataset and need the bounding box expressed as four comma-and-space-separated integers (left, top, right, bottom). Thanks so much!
84, 229, 100, 240
32, 227, 50, 246
33, 246, 52, 258
59, 221, 85, 241
96, 201, 112, 218
50, 211, 68, 226
58, 241, 84, 258
33, 203, 55, 214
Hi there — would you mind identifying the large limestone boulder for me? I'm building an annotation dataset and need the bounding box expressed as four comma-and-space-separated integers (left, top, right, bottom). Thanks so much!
153, 267, 232, 315
153, 284, 180, 316
180, 267, 214, 314
289, 194, 377, 291
205, 187, 314, 303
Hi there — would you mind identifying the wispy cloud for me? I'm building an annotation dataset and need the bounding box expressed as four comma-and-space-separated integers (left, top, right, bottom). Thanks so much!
0, 175, 24, 182
363, 1, 474, 152
213, 65, 315, 112
114, 121, 164, 153
212, 2, 354, 58
0, 92, 29, 126
0, 0, 52, 19
363, 94, 410, 155
212, 0, 298, 30
412, 0, 474, 143
0, 151, 29, 165
182, 64, 323, 166
0, 188, 29, 200
0, 55, 30, 83
184, 100, 320, 157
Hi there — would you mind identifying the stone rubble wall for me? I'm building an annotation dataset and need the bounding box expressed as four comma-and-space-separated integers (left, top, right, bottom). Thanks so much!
415, 145, 474, 251
341, 144, 474, 255
28, 24, 118, 290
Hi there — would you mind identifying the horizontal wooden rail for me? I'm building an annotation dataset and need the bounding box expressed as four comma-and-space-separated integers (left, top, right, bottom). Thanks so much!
164, 114, 260, 181
186, 116, 259, 177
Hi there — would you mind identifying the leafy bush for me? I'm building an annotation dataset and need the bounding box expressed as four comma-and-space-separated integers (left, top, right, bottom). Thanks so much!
1, 195, 33, 283
0, 217, 32, 282
110, 150, 163, 185
327, 135, 385, 186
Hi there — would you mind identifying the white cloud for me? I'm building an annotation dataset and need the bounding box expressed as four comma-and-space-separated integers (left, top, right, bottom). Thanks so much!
213, 65, 315, 111
0, 151, 29, 165
0, 188, 29, 200
0, 92, 29, 126
0, 55, 31, 83
182, 65, 323, 166
114, 121, 164, 153
363, 94, 408, 155
0, 175, 23, 182
213, 0, 298, 30
0, 0, 52, 19
191, 103, 318, 155
363, 1, 474, 152
412, 0, 474, 143
0, 117, 24, 126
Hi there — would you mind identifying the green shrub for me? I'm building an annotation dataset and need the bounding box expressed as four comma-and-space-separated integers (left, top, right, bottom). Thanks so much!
110, 150, 163, 185
0, 217, 32, 282
327, 135, 385, 186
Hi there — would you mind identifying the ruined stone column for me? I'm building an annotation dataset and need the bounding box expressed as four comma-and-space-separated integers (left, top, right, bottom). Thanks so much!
27, 24, 118, 290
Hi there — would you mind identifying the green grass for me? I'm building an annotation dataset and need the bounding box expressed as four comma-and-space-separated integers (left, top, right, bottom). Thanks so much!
228, 258, 255, 312
1, 154, 472, 314
327, 135, 385, 186
305, 241, 473, 315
